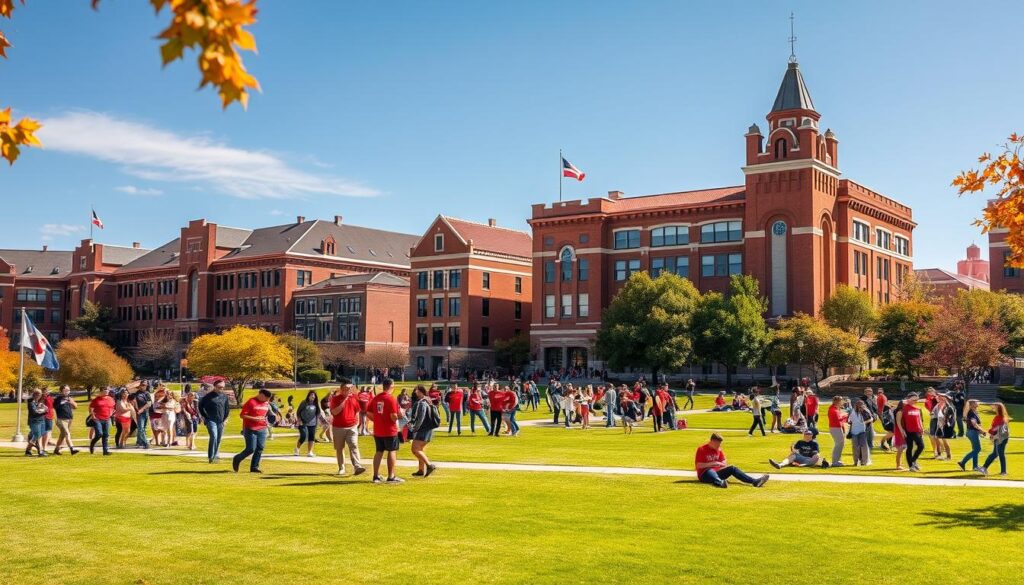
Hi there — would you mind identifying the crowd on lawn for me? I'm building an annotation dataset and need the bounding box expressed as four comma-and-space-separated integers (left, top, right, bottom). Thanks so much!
17, 374, 1012, 487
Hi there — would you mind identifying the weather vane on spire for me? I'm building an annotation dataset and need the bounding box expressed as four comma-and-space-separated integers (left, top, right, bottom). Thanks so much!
789, 12, 798, 63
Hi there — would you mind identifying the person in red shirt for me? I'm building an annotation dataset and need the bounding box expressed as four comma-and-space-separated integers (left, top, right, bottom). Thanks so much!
896, 392, 925, 472
356, 386, 374, 436
651, 386, 667, 432
487, 385, 505, 437
88, 387, 116, 455
368, 378, 403, 484
827, 396, 849, 467
328, 378, 366, 476
42, 389, 56, 451
804, 390, 820, 433
979, 402, 1011, 476
467, 386, 490, 434
694, 433, 768, 489
711, 392, 731, 412
446, 386, 464, 435
875, 390, 887, 417
232, 389, 272, 473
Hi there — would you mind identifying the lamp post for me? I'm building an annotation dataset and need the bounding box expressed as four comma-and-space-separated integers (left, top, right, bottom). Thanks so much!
446, 345, 452, 387
796, 339, 804, 386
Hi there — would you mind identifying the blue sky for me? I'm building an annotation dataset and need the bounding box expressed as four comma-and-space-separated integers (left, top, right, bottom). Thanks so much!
0, 0, 1020, 271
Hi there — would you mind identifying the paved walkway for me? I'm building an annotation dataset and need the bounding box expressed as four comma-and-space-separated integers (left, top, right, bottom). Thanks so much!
2, 441, 1020, 489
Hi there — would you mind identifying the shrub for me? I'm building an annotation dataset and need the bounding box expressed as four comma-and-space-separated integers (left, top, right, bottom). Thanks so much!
997, 387, 1024, 404
298, 369, 331, 384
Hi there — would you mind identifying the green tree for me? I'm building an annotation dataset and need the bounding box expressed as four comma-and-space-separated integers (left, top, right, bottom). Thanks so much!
867, 301, 934, 379
55, 338, 134, 398
953, 289, 1024, 357
691, 275, 770, 390
187, 326, 293, 402
493, 333, 531, 374
67, 300, 118, 342
595, 272, 701, 383
917, 298, 1006, 387
821, 285, 877, 340
277, 333, 323, 373
768, 313, 866, 382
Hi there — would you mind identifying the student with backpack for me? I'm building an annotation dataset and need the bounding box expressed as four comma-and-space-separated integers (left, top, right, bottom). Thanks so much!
408, 385, 439, 477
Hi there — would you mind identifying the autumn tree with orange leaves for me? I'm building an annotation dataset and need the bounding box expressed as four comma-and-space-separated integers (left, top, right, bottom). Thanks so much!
0, 0, 259, 164
953, 133, 1024, 267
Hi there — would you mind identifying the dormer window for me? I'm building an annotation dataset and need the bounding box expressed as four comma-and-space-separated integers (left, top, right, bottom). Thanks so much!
774, 138, 788, 159
321, 237, 336, 255
79, 257, 86, 270
25, 265, 33, 273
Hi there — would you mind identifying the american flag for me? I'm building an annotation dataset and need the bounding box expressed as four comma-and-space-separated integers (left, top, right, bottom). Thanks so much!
562, 156, 585, 181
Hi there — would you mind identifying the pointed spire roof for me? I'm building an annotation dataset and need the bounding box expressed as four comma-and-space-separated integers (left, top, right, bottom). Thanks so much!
771, 61, 815, 113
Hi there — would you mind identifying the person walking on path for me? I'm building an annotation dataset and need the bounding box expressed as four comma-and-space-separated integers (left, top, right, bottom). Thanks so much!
368, 378, 404, 484
529, 381, 540, 411
957, 399, 986, 473
933, 394, 956, 461
748, 389, 766, 437
232, 389, 273, 474
133, 383, 152, 449
25, 389, 49, 457
356, 386, 373, 436
827, 396, 848, 467
113, 390, 136, 450
768, 388, 783, 433
89, 387, 116, 456
467, 386, 490, 434
979, 403, 1011, 477
294, 390, 321, 457
52, 385, 79, 455
862, 388, 877, 449
951, 382, 967, 438
446, 385, 464, 435
198, 380, 230, 463
683, 379, 696, 410
328, 379, 366, 477
694, 433, 769, 489
897, 392, 925, 472
487, 385, 505, 437
408, 386, 439, 478
181, 390, 199, 451
41, 388, 55, 451
504, 385, 521, 436
848, 399, 873, 466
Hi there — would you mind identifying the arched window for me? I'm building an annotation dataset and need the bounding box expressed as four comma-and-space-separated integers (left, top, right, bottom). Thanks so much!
560, 247, 574, 282
188, 271, 199, 318
774, 138, 788, 159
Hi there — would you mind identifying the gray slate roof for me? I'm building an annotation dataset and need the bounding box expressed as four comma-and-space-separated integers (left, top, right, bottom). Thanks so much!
100, 244, 151, 267
0, 249, 74, 278
220, 219, 418, 267
296, 272, 410, 293
118, 238, 181, 272
771, 61, 815, 112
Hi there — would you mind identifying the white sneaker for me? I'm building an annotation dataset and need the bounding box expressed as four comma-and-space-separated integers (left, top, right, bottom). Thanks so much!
293, 448, 299, 456
337, 469, 347, 476
306, 452, 315, 458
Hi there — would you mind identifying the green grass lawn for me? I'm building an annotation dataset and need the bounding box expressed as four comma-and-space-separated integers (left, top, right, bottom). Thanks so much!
2, 452, 1024, 585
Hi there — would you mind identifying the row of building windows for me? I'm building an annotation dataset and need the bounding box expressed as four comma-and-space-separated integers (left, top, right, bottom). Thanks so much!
15, 289, 60, 303
215, 270, 282, 291
13, 308, 58, 324
117, 279, 179, 299
544, 253, 589, 283
415, 270, 508, 292
215, 297, 282, 318
294, 296, 363, 316
543, 293, 590, 319
297, 319, 361, 342
609, 254, 740, 281
612, 221, 742, 251
416, 297, 521, 320
414, 325, 489, 347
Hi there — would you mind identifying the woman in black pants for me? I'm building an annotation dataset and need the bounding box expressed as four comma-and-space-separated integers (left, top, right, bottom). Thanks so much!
748, 389, 766, 437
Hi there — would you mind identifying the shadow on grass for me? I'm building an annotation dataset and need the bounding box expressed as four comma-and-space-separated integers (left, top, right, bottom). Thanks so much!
149, 470, 231, 475
273, 480, 363, 487
917, 504, 1024, 531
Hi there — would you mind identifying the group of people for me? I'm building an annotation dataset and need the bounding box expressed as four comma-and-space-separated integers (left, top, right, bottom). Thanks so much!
547, 379, 686, 434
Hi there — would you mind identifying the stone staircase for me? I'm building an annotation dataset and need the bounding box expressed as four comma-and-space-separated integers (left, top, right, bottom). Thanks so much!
967, 384, 1000, 402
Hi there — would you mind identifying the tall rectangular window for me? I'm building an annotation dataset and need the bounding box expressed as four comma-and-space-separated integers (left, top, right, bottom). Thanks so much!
417, 299, 427, 317
514, 301, 522, 320
448, 270, 461, 289
544, 261, 555, 283
432, 327, 444, 346
578, 293, 589, 318
448, 326, 460, 346
480, 326, 490, 347
416, 327, 427, 346
1005, 251, 1019, 277
560, 294, 572, 318
433, 270, 445, 289
613, 229, 641, 249
417, 272, 428, 289
544, 295, 555, 318
482, 298, 490, 317
448, 297, 461, 317
578, 258, 589, 281
434, 234, 444, 251
515, 276, 522, 293
433, 298, 444, 317
482, 272, 491, 290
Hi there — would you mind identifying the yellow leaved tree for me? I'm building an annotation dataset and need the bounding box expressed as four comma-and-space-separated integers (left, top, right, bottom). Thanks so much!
186, 325, 293, 402
55, 337, 134, 398
0, 0, 260, 164
954, 133, 1024, 267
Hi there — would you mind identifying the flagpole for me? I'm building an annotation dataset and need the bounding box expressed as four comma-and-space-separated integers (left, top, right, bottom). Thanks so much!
558, 149, 563, 202
12, 308, 25, 443
90, 205, 93, 240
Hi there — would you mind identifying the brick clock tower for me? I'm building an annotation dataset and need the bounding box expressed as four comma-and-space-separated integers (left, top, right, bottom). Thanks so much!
742, 56, 841, 316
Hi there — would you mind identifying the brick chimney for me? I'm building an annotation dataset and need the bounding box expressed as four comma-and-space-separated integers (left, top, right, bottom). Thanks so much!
608, 190, 624, 200
132, 242, 140, 249
488, 218, 497, 227
334, 215, 343, 226
297, 215, 305, 224
42, 245, 48, 252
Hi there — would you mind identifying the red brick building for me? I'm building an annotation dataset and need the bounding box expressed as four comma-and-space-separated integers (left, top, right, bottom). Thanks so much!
916, 244, 989, 298
1, 216, 419, 358
292, 272, 410, 351
529, 57, 915, 373
408, 216, 532, 377
987, 228, 1023, 293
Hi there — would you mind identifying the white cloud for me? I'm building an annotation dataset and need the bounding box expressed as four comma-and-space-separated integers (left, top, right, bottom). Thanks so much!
39, 111, 380, 200
116, 185, 164, 196
40, 223, 86, 242
269, 209, 285, 216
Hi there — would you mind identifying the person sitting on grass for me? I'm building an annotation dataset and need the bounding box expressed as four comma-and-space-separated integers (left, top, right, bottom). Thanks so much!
781, 410, 807, 434
711, 392, 732, 412
694, 433, 769, 489
770, 429, 830, 469
731, 392, 750, 412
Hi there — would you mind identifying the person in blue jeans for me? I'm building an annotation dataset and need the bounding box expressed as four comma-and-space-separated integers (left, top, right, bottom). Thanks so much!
604, 387, 617, 427
199, 381, 230, 463
695, 433, 769, 488
133, 384, 152, 449
979, 402, 1011, 477
232, 389, 273, 473
957, 400, 985, 472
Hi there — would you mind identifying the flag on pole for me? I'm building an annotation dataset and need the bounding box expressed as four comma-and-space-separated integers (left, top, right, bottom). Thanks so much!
561, 156, 585, 181
21, 312, 59, 370
91, 209, 104, 230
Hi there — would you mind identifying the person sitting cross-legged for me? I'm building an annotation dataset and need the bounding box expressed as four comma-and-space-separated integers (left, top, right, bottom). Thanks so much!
769, 430, 830, 469
694, 433, 769, 489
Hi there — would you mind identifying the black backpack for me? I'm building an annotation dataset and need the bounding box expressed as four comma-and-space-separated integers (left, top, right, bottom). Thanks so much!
420, 401, 441, 431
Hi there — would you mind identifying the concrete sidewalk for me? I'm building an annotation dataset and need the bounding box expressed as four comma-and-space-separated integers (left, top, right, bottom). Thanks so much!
2, 441, 1020, 489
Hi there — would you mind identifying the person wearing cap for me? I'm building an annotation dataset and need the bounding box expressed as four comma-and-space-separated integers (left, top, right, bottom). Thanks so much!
328, 378, 367, 476
770, 429, 829, 469
694, 433, 769, 489
804, 388, 820, 434
198, 380, 230, 463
